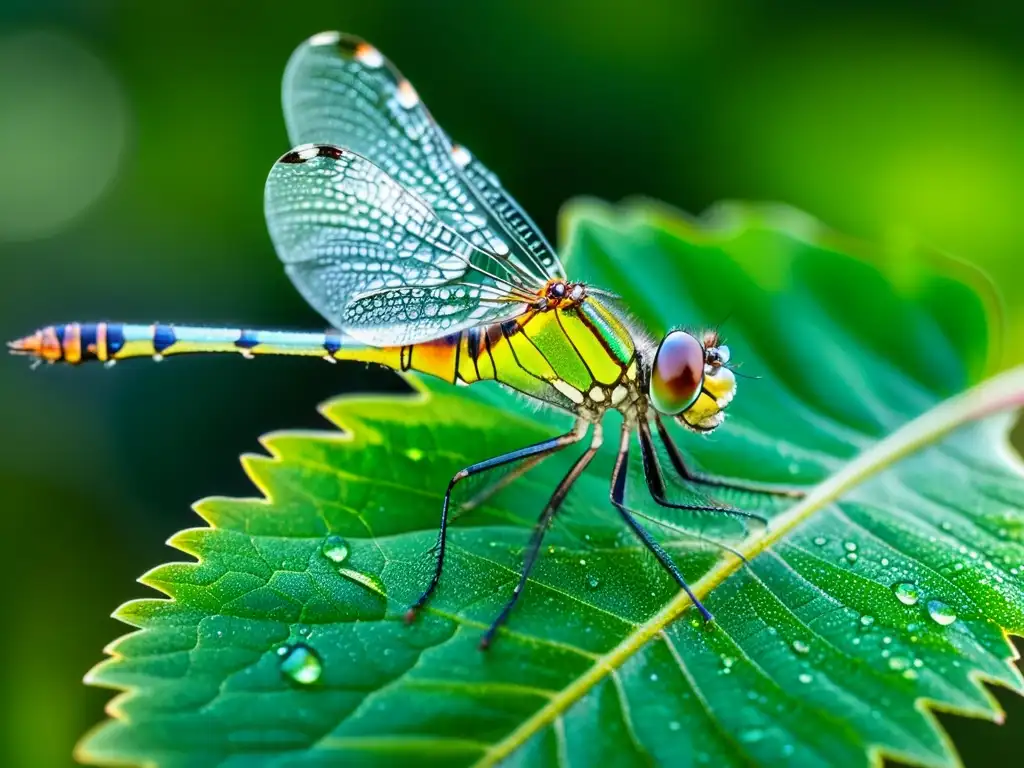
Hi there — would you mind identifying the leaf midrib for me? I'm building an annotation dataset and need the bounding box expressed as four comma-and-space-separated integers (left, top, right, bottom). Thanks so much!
473, 366, 1024, 768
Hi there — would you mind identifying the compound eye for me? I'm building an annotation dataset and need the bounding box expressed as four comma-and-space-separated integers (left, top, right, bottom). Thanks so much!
649, 331, 704, 414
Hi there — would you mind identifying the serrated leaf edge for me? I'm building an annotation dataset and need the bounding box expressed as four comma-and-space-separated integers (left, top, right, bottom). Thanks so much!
473, 365, 1024, 768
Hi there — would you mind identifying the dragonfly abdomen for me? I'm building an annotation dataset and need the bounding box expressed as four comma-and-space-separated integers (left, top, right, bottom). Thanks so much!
8, 323, 379, 365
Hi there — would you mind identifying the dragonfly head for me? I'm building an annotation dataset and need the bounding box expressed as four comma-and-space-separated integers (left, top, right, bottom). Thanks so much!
647, 328, 736, 432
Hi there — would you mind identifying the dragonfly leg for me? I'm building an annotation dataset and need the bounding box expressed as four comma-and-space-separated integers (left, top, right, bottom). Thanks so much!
479, 423, 603, 650
653, 413, 806, 499
405, 420, 588, 624
640, 420, 768, 528
453, 452, 551, 519
610, 426, 713, 621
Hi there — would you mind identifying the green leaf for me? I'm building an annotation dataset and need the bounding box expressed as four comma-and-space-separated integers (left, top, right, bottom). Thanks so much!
78, 200, 1024, 768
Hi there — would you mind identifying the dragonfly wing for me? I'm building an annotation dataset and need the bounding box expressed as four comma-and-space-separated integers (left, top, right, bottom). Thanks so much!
344, 284, 527, 347
281, 31, 566, 283
264, 143, 529, 345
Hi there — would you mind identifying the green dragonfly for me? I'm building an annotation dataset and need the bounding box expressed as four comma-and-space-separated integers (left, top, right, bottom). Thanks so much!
10, 31, 801, 648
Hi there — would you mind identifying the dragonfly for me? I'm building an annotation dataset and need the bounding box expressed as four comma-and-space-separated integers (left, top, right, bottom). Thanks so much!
10, 31, 800, 649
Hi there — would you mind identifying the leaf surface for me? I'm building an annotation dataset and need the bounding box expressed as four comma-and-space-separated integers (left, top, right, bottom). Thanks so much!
80, 200, 1024, 767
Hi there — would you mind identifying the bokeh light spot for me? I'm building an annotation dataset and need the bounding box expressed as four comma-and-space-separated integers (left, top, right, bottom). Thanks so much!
0, 30, 128, 242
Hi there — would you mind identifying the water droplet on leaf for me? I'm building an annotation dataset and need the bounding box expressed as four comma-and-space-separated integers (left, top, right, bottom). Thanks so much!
927, 600, 957, 626
277, 643, 322, 685
792, 639, 810, 654
338, 568, 386, 597
321, 535, 349, 564
587, 576, 600, 590
404, 447, 424, 461
859, 615, 875, 627
893, 582, 920, 606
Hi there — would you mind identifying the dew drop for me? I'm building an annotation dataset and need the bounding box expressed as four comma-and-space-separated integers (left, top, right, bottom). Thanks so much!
404, 447, 424, 462
579, 559, 587, 567
844, 541, 858, 553
792, 639, 810, 655
798, 672, 813, 684
321, 535, 349, 564
338, 568, 386, 597
859, 615, 875, 627
740, 728, 765, 744
893, 582, 921, 606
887, 656, 910, 671
668, 720, 681, 732
927, 600, 957, 626
812, 536, 827, 547
845, 552, 858, 564
650, 672, 659, 682
587, 576, 600, 590
277, 643, 322, 685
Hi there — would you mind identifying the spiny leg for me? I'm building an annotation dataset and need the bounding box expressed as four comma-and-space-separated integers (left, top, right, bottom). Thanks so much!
639, 420, 768, 528
654, 412, 805, 499
405, 420, 588, 623
610, 427, 713, 622
479, 423, 604, 650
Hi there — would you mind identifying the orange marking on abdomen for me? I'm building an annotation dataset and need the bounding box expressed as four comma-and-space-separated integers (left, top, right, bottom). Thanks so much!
39, 326, 63, 362
95, 323, 108, 362
62, 323, 82, 364
410, 335, 460, 382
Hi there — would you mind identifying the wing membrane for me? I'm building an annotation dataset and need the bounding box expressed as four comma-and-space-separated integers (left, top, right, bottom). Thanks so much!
281, 31, 564, 284
264, 144, 529, 345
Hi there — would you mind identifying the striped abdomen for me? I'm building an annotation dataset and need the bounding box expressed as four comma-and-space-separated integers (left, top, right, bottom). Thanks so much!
8, 323, 360, 365
9, 297, 639, 412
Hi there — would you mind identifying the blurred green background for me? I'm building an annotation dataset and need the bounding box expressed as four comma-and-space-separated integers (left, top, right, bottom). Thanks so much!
1, 1, 1022, 765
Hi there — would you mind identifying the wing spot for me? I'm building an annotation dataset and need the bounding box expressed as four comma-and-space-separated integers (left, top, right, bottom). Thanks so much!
308, 31, 341, 47
451, 145, 472, 168
396, 79, 419, 109
354, 42, 385, 68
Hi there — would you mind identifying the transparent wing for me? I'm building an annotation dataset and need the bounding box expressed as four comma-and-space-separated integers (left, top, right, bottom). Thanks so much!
264, 144, 531, 345
281, 30, 565, 283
